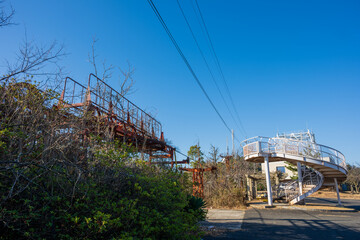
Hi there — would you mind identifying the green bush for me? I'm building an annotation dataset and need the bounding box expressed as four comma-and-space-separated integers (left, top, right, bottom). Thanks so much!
0, 163, 203, 239
0, 82, 203, 239
185, 196, 208, 221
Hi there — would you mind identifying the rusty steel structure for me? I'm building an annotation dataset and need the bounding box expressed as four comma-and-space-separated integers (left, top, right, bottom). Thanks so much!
150, 158, 190, 169
179, 166, 216, 198
220, 155, 232, 170
56, 73, 179, 163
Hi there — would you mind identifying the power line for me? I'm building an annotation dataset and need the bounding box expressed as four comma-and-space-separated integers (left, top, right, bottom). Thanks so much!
176, 0, 245, 138
175, 149, 188, 157
147, 0, 240, 143
193, 0, 248, 137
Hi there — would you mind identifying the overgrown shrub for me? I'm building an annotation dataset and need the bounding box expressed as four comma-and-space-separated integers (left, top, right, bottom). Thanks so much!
0, 81, 203, 239
203, 155, 251, 208
185, 196, 207, 221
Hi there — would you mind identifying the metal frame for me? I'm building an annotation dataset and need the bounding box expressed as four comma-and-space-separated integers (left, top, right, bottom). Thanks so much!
241, 133, 347, 205
56, 74, 178, 163
241, 136, 347, 170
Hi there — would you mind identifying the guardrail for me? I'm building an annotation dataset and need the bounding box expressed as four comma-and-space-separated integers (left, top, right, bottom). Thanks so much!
241, 136, 347, 170
59, 74, 163, 140
88, 74, 162, 139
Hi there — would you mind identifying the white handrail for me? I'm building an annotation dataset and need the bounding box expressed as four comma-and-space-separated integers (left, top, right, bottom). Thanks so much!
242, 137, 347, 170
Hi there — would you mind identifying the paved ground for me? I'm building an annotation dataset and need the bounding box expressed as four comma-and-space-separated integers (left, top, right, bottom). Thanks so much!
250, 198, 358, 212
203, 198, 360, 240
200, 209, 245, 230
306, 197, 360, 211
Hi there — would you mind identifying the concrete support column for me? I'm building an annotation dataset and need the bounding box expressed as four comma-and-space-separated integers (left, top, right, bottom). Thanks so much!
254, 180, 258, 200
264, 155, 273, 207
334, 178, 343, 207
297, 162, 303, 196
246, 175, 251, 201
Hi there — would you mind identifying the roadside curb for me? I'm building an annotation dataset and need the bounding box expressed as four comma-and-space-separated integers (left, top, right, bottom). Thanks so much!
279, 206, 358, 213
249, 205, 357, 213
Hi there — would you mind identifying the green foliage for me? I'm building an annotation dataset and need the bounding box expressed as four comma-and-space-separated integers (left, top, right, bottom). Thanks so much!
285, 162, 298, 180
185, 196, 207, 221
187, 145, 204, 168
0, 82, 204, 239
0, 147, 203, 239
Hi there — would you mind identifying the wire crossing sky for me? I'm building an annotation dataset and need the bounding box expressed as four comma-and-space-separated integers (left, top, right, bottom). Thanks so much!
193, 0, 248, 138
0, 0, 359, 165
176, 0, 246, 139
147, 0, 241, 143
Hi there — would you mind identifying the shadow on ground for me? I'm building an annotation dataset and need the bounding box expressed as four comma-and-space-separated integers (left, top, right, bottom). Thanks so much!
307, 197, 360, 211
204, 206, 360, 240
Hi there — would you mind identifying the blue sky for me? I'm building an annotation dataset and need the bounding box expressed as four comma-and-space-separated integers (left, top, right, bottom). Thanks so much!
1, 0, 359, 165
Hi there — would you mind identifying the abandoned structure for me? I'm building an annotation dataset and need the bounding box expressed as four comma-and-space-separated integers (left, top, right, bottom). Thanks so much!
56, 73, 183, 164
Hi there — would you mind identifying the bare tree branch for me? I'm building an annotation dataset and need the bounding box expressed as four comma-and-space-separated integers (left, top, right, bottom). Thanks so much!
1, 40, 65, 83
0, 1, 15, 28
119, 61, 136, 96
88, 36, 98, 77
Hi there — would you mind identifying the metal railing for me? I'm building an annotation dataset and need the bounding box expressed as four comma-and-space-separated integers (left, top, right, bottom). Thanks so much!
242, 136, 347, 170
59, 74, 163, 140
272, 166, 324, 203
88, 74, 162, 140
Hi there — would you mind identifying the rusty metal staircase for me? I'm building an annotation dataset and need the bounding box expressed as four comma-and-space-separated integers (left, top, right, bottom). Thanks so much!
56, 73, 177, 163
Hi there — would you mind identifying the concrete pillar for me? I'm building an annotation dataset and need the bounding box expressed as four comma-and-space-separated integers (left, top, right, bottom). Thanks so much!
248, 176, 254, 201
254, 179, 258, 199
297, 162, 303, 196
334, 178, 343, 207
275, 172, 279, 185
264, 155, 273, 207
246, 175, 251, 201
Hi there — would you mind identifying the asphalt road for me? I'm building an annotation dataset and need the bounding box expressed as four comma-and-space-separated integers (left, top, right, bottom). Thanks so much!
306, 197, 360, 211
203, 199, 360, 240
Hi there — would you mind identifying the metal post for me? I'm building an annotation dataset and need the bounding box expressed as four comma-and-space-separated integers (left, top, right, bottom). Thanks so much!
297, 162, 303, 196
264, 155, 273, 207
334, 178, 343, 207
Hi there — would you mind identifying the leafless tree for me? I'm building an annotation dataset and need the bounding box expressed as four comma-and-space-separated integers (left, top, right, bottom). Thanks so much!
203, 149, 256, 208
88, 37, 135, 97
119, 62, 135, 96
345, 164, 360, 193
0, 1, 15, 28
88, 36, 114, 81
0, 2, 64, 86
1, 39, 65, 89
206, 145, 220, 164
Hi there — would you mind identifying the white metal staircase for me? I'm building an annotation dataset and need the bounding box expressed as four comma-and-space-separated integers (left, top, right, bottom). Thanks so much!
242, 132, 347, 205
273, 166, 324, 204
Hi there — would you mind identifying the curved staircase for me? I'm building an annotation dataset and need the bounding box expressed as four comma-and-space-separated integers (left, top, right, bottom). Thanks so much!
242, 135, 347, 205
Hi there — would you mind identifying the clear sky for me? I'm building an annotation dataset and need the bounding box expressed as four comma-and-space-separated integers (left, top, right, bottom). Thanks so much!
1, 0, 359, 165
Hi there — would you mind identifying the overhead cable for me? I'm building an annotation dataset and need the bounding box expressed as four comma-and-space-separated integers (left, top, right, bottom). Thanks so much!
193, 0, 248, 137
175, 149, 188, 158
176, 0, 245, 138
147, 0, 240, 143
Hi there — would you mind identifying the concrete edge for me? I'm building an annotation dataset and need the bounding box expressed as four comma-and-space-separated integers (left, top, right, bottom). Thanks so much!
279, 206, 358, 213
250, 205, 357, 213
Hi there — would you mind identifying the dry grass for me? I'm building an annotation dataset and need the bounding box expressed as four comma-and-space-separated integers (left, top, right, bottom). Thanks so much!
309, 191, 360, 200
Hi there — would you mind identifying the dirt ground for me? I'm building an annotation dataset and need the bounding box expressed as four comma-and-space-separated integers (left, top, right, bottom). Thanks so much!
309, 191, 360, 199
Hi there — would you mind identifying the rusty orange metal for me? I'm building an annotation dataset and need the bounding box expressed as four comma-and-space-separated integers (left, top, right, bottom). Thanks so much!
179, 166, 216, 198
56, 74, 179, 163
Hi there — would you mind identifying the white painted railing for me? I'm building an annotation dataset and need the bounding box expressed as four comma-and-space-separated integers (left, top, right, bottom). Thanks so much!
241, 136, 347, 170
